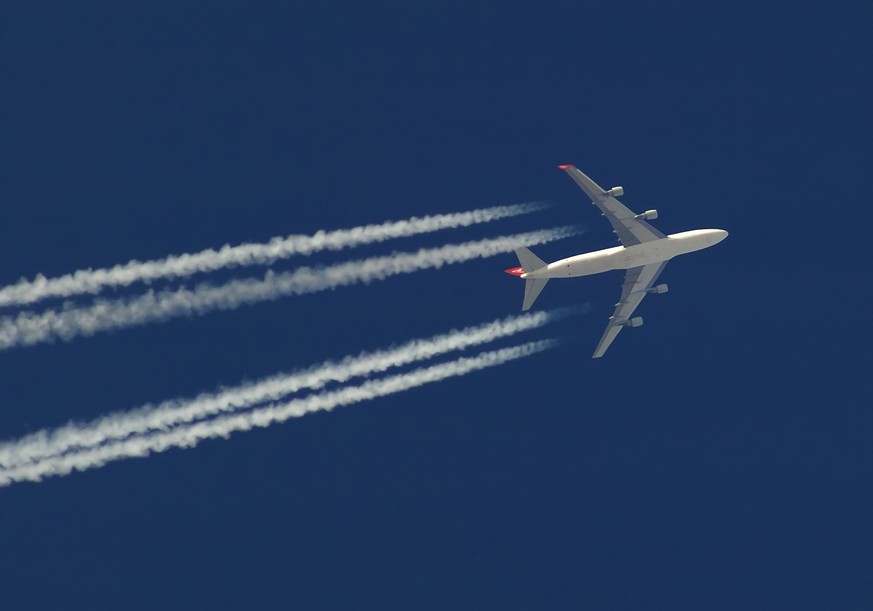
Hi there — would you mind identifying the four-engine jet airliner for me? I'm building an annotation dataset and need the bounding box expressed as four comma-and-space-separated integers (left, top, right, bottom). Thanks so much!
505, 165, 728, 358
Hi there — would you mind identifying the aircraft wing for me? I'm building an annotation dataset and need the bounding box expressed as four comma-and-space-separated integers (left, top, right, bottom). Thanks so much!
559, 165, 665, 246
592, 261, 668, 358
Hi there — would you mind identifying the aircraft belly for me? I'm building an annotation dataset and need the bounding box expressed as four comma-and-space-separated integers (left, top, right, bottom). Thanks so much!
615, 241, 675, 269
532, 231, 724, 280
544, 251, 620, 278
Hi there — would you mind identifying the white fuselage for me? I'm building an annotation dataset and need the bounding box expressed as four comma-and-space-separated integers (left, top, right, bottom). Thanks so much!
522, 229, 728, 279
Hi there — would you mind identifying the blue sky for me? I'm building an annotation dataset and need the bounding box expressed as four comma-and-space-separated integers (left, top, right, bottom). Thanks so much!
1, 2, 871, 609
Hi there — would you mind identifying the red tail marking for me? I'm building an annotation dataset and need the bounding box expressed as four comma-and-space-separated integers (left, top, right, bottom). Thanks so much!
504, 266, 525, 276
557, 164, 573, 170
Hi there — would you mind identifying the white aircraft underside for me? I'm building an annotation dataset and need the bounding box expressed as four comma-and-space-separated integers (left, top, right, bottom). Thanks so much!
506, 165, 727, 358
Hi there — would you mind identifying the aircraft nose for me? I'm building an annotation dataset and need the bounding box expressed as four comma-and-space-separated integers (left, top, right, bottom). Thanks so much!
713, 229, 728, 243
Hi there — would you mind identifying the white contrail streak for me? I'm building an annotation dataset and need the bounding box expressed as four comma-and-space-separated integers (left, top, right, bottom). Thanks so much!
0, 339, 556, 485
0, 308, 584, 468
0, 203, 544, 309
0, 226, 579, 351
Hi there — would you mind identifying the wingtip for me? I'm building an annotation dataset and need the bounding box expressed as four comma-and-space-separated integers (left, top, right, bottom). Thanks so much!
557, 164, 574, 170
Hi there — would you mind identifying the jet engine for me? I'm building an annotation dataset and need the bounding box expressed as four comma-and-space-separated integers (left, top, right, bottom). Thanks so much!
621, 316, 644, 328
635, 209, 658, 220
647, 283, 669, 294
607, 186, 624, 197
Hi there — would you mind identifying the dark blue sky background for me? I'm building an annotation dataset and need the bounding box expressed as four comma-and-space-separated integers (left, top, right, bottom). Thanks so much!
1, 2, 871, 609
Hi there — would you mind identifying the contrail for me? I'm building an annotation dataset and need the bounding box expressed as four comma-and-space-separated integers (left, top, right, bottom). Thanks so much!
0, 308, 584, 468
0, 202, 544, 309
0, 339, 557, 485
0, 226, 579, 351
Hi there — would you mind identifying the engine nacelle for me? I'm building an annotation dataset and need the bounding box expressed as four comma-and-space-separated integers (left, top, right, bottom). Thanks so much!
622, 316, 644, 328
635, 209, 658, 220
647, 283, 669, 294
606, 186, 624, 197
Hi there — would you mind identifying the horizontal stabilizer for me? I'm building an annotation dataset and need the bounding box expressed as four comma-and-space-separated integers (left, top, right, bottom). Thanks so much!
513, 247, 549, 310
522, 278, 549, 311
515, 247, 546, 273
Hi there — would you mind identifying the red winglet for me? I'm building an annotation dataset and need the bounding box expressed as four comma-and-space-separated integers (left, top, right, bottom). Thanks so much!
557, 164, 573, 170
504, 266, 525, 276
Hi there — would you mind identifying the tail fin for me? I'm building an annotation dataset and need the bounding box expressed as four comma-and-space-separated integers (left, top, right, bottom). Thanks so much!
514, 247, 549, 311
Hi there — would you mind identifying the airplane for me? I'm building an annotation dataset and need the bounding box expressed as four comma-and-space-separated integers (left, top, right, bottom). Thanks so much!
505, 165, 728, 358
